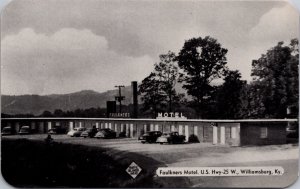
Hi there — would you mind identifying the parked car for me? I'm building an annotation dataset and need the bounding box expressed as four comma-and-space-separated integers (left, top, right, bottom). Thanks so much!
139, 131, 162, 143
286, 122, 299, 139
156, 132, 185, 144
19, 126, 30, 135
81, 127, 98, 138
1, 126, 15, 136
67, 127, 86, 137
95, 128, 117, 139
48, 127, 67, 134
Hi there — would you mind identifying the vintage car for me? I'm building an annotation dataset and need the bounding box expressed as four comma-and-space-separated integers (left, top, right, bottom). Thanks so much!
48, 127, 67, 134
156, 132, 185, 144
81, 128, 98, 138
95, 128, 117, 139
139, 131, 162, 143
286, 122, 299, 143
1, 126, 15, 136
18, 126, 30, 135
67, 127, 86, 137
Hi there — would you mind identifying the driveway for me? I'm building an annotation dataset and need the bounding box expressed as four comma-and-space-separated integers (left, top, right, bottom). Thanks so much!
2, 134, 299, 188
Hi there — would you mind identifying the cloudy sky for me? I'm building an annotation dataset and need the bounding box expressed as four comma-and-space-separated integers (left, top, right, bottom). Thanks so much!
1, 0, 299, 95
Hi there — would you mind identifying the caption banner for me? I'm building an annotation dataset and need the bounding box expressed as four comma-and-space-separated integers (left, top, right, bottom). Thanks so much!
156, 167, 284, 177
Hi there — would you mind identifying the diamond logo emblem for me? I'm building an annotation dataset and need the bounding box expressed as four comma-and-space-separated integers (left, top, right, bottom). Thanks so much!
126, 162, 142, 179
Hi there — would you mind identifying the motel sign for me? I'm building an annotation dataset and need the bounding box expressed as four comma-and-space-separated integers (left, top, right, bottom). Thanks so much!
156, 112, 187, 120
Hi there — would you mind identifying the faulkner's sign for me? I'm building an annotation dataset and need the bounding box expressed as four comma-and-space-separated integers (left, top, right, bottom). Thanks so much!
156, 112, 187, 120
109, 113, 131, 118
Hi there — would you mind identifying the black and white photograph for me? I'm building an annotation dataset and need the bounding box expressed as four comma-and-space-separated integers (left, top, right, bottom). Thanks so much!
0, 0, 299, 188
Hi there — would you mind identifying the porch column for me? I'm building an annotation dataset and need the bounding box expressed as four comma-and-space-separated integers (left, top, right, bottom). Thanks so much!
130, 124, 134, 138
150, 124, 154, 131
121, 124, 124, 132
47, 122, 52, 130
69, 121, 74, 131
231, 126, 237, 139
15, 122, 20, 132
179, 125, 183, 135
114, 123, 118, 132
194, 126, 198, 136
213, 126, 218, 145
185, 125, 189, 142
126, 124, 129, 137
220, 126, 225, 145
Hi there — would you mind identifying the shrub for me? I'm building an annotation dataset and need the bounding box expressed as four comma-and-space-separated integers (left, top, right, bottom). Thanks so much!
118, 131, 127, 138
188, 134, 200, 143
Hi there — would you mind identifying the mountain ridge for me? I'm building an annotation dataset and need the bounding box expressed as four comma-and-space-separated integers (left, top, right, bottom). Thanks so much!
1, 87, 134, 116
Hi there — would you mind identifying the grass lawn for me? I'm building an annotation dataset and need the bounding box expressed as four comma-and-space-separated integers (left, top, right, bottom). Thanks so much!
1, 138, 190, 188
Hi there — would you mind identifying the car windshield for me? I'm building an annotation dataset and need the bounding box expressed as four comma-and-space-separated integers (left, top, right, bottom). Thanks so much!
78, 128, 86, 131
20, 127, 29, 131
2, 127, 11, 131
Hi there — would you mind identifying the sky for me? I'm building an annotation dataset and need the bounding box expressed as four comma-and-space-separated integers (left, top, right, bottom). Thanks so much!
0, 0, 299, 95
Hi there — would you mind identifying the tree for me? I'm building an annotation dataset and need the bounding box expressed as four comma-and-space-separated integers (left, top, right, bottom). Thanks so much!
154, 51, 183, 112
138, 72, 167, 117
177, 36, 228, 118
215, 70, 246, 119
53, 109, 64, 117
139, 51, 184, 117
244, 82, 267, 118
40, 110, 52, 117
251, 39, 299, 118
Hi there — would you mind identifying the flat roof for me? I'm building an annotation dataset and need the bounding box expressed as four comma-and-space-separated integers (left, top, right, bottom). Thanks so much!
1, 117, 298, 123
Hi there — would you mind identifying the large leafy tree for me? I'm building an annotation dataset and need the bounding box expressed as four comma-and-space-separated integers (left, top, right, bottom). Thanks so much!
154, 51, 183, 112
138, 72, 167, 117
251, 39, 299, 118
244, 82, 267, 118
177, 36, 228, 118
139, 51, 183, 117
215, 70, 246, 119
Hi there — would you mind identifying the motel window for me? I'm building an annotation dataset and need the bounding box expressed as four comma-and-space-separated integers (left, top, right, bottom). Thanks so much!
260, 127, 268, 139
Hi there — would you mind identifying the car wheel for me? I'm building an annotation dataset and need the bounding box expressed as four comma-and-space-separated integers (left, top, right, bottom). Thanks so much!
141, 141, 145, 144
160, 142, 163, 145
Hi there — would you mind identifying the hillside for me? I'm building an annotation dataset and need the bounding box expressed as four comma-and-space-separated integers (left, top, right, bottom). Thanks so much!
1, 81, 215, 116
1, 87, 135, 116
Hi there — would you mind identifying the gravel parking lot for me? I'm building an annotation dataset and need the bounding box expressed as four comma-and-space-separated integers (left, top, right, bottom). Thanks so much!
2, 134, 299, 188
3, 134, 297, 164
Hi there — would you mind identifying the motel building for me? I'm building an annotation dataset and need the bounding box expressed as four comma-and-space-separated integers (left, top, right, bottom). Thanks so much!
1, 112, 298, 146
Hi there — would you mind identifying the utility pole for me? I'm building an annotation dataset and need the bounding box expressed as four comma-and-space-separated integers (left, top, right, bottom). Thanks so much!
115, 85, 125, 113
